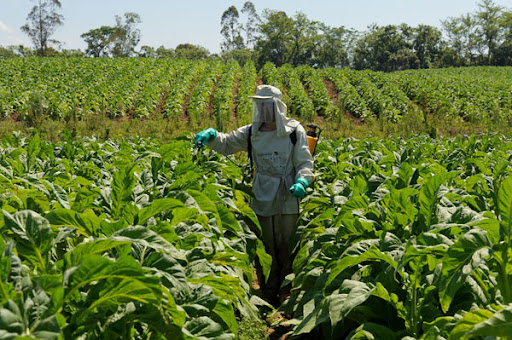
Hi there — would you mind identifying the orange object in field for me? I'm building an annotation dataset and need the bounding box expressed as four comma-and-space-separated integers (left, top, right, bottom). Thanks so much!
306, 124, 321, 156
307, 135, 318, 155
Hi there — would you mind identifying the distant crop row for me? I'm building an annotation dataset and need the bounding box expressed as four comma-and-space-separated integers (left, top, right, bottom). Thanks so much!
1, 58, 512, 128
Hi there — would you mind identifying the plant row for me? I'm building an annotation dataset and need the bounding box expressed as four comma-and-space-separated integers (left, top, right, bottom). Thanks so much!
1, 59, 512, 127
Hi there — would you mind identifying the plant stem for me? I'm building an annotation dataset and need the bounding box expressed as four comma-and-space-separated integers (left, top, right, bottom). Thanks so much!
411, 257, 421, 338
503, 235, 511, 304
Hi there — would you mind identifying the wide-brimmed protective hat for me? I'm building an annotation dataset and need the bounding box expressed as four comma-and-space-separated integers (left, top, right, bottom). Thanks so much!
249, 84, 292, 137
249, 85, 282, 100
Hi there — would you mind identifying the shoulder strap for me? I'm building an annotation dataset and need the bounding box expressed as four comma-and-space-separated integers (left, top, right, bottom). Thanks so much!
247, 125, 253, 174
290, 129, 297, 145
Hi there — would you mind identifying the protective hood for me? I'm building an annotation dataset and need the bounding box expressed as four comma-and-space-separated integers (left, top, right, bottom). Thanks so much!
250, 85, 298, 137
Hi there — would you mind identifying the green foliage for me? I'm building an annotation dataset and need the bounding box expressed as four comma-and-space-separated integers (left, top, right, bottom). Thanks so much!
281, 134, 512, 339
0, 134, 268, 339
2, 58, 512, 130
2, 132, 512, 338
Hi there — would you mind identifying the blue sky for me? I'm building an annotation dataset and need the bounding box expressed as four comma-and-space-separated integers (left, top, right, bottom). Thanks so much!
1, 0, 512, 53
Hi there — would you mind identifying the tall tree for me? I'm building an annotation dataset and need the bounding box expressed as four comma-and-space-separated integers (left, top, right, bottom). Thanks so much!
475, 0, 504, 64
254, 10, 294, 67
20, 0, 64, 56
220, 6, 244, 52
442, 14, 480, 65
81, 26, 119, 57
241, 1, 260, 49
175, 43, 210, 60
288, 12, 318, 66
413, 25, 443, 68
353, 24, 418, 71
112, 12, 142, 57
315, 24, 353, 68
81, 12, 141, 58
494, 9, 512, 65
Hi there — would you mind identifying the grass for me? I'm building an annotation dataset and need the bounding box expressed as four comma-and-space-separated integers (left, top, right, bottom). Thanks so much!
238, 317, 268, 340
1, 105, 512, 143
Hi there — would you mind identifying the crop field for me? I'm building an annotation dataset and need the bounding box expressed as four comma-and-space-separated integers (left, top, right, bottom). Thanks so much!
1, 131, 512, 339
2, 58, 512, 339
1, 58, 512, 130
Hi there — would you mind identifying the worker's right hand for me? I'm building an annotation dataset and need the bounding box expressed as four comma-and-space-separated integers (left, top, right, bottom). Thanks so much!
194, 128, 217, 148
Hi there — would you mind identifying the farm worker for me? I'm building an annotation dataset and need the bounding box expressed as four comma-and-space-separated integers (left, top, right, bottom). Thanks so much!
194, 84, 314, 306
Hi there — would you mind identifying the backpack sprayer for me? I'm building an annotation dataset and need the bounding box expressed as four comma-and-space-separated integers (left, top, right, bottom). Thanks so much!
305, 124, 322, 156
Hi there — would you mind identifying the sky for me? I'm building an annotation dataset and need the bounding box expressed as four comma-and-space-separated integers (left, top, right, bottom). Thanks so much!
1, 0, 512, 54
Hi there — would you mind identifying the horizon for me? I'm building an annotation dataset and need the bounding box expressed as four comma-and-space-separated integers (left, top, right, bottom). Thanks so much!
1, 0, 512, 53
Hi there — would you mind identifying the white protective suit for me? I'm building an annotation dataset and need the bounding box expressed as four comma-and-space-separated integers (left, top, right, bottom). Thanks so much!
208, 86, 314, 216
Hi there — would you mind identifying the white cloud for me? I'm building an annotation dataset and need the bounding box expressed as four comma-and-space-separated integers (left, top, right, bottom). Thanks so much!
0, 21, 12, 33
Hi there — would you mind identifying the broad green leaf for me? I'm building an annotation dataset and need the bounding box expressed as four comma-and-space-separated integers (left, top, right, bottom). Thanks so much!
395, 161, 415, 190
448, 308, 494, 340
439, 229, 492, 313
63, 239, 131, 268
213, 298, 238, 336
188, 275, 245, 308
256, 238, 271, 283
328, 280, 375, 329
0, 300, 23, 335
216, 204, 241, 234
350, 174, 368, 197
175, 284, 219, 317
182, 316, 235, 340
345, 322, 398, 340
170, 207, 200, 227
422, 316, 456, 339
211, 247, 251, 280
100, 219, 128, 237
71, 187, 101, 212
2, 210, 53, 272
0, 295, 63, 340
143, 252, 189, 293
325, 247, 397, 289
294, 297, 330, 335
400, 240, 448, 270
234, 190, 260, 235
497, 175, 512, 238
185, 189, 218, 214
110, 163, 136, 219
133, 150, 161, 163
466, 304, 512, 338
65, 255, 162, 324
305, 207, 334, 228
417, 173, 447, 233
137, 197, 185, 225
46, 208, 101, 237
112, 225, 178, 255
470, 216, 500, 245
43, 180, 70, 209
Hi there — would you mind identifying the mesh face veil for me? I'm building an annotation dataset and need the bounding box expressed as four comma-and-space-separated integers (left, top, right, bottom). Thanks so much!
249, 85, 291, 137
252, 100, 275, 123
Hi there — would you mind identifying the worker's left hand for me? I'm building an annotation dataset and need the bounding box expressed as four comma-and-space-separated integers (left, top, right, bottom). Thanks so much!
289, 177, 309, 198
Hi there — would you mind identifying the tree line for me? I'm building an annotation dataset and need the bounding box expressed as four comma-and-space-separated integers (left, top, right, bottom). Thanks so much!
220, 0, 512, 71
2, 0, 511, 72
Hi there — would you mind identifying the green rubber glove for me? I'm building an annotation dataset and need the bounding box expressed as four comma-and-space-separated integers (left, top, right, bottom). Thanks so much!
289, 177, 309, 198
194, 128, 217, 148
